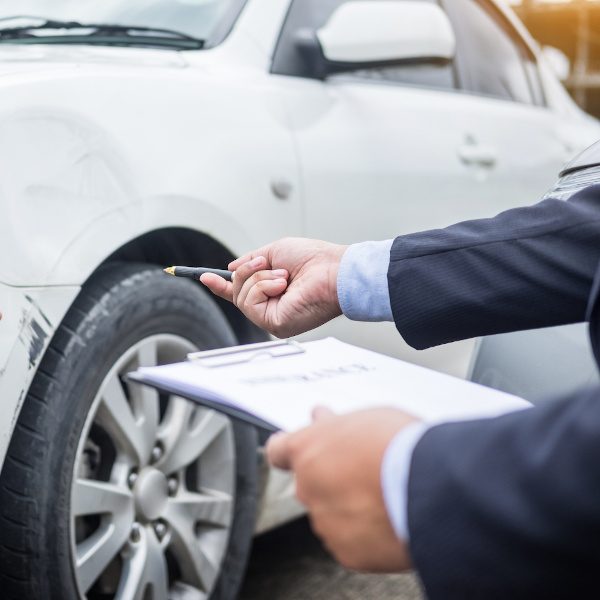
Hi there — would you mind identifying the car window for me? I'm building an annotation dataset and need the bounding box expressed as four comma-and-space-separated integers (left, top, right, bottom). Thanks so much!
443, 0, 543, 105
271, 0, 456, 91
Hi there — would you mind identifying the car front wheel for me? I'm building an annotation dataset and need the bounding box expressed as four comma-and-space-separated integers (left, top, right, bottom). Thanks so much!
0, 263, 258, 600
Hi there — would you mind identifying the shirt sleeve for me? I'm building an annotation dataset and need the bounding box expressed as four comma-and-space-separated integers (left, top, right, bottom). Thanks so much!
381, 422, 431, 540
337, 240, 394, 322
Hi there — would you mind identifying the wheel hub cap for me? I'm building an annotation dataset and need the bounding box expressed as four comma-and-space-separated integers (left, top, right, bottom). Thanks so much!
71, 335, 236, 599
134, 468, 168, 521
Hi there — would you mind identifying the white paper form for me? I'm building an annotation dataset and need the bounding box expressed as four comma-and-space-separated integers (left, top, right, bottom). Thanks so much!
132, 338, 530, 432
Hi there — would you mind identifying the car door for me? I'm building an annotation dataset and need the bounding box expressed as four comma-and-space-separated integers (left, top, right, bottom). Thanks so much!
268, 0, 472, 376
272, 0, 592, 375
441, 0, 575, 211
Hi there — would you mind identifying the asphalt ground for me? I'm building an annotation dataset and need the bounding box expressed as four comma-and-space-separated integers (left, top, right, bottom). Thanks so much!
240, 518, 425, 600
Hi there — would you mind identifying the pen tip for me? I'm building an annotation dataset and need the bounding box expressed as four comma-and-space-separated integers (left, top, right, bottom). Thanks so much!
163, 266, 176, 276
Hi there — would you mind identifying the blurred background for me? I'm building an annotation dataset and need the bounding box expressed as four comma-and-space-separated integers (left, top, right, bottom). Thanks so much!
510, 0, 600, 116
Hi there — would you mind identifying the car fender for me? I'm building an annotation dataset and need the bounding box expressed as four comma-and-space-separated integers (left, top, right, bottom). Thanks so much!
46, 193, 255, 285
0, 98, 299, 287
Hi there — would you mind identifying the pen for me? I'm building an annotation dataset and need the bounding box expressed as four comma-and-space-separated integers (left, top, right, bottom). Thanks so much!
163, 266, 233, 282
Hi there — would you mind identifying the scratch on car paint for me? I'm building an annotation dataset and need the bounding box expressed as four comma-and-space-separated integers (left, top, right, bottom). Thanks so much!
18, 310, 49, 369
24, 294, 52, 328
27, 319, 48, 368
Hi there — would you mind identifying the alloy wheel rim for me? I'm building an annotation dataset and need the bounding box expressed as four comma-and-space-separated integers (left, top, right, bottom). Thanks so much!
70, 334, 235, 599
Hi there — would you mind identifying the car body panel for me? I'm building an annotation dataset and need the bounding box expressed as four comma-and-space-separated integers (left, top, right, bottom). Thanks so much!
0, 49, 302, 287
283, 65, 599, 378
471, 323, 599, 404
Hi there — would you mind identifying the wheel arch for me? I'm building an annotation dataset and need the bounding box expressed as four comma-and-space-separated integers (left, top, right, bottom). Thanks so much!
98, 226, 269, 346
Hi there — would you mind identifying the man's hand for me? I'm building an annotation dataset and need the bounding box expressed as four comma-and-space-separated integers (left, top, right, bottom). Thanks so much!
200, 238, 347, 338
266, 407, 418, 572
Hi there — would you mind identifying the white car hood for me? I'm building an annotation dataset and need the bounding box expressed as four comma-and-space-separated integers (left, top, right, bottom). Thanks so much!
0, 43, 187, 77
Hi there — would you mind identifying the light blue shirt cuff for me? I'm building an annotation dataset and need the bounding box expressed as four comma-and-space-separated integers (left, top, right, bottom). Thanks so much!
337, 240, 394, 322
381, 421, 431, 541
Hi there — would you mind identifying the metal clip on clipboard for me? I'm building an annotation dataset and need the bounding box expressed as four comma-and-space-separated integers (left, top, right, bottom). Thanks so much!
187, 339, 305, 369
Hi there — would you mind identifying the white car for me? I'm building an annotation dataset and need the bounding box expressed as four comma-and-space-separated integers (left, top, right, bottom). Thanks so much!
0, 1, 596, 598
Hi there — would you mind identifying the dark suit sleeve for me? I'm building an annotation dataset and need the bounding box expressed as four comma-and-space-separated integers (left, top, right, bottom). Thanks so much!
407, 387, 600, 600
389, 185, 600, 349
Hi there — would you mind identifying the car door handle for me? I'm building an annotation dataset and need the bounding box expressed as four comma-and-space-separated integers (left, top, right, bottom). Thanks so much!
458, 142, 497, 169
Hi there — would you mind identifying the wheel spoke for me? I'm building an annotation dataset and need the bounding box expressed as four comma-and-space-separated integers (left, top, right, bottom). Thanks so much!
169, 582, 207, 600
128, 380, 160, 455
76, 514, 134, 593
166, 502, 220, 592
72, 478, 133, 517
116, 527, 169, 600
157, 402, 228, 475
131, 340, 160, 441
136, 339, 158, 368
156, 396, 194, 445
165, 490, 233, 530
96, 374, 153, 465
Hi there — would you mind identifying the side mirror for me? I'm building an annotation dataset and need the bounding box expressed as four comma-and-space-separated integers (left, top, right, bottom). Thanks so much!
296, 0, 456, 80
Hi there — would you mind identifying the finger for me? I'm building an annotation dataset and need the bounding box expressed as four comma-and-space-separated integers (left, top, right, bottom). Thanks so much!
244, 280, 288, 320
229, 246, 270, 271
228, 254, 253, 271
237, 270, 288, 309
312, 406, 336, 422
266, 432, 293, 470
232, 256, 266, 304
199, 273, 234, 302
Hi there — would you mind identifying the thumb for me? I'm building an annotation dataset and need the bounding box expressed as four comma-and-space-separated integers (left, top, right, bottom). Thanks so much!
312, 406, 335, 423
265, 432, 293, 470
199, 273, 233, 302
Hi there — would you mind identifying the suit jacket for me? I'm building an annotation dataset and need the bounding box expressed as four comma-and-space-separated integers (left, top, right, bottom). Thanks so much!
388, 184, 600, 599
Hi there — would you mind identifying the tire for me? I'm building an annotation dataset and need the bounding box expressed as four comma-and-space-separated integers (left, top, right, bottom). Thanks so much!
0, 263, 259, 600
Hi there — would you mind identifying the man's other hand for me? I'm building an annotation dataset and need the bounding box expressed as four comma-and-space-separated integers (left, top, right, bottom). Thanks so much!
199, 238, 347, 338
266, 407, 417, 572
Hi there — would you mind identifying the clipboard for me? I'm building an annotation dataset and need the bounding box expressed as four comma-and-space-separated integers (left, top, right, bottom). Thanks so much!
128, 338, 530, 433
129, 338, 530, 432
187, 339, 305, 368
128, 340, 305, 432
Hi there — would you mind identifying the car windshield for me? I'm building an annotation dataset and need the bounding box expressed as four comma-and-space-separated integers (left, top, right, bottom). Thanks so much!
0, 0, 245, 47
